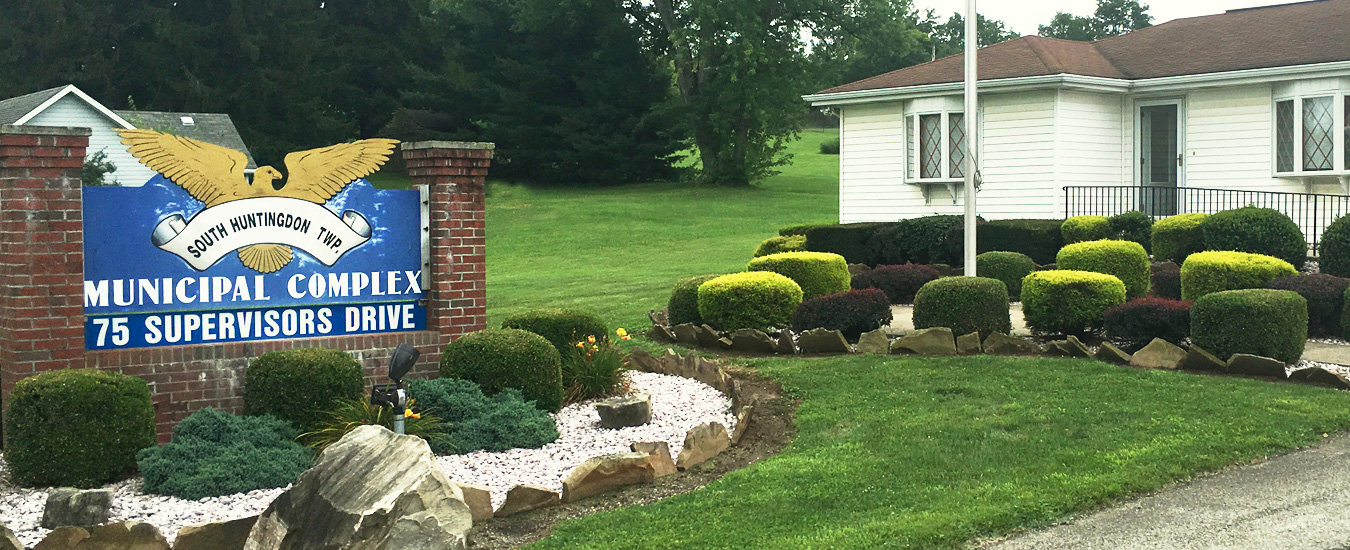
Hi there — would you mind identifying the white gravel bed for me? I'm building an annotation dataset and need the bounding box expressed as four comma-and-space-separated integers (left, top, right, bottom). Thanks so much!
1293, 359, 1350, 377
1309, 337, 1350, 346
0, 371, 733, 545
438, 370, 736, 509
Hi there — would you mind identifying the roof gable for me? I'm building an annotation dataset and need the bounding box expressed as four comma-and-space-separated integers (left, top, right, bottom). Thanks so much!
113, 110, 258, 169
0, 86, 68, 125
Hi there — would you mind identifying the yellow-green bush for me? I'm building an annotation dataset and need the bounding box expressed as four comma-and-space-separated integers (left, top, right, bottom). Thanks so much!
1191, 289, 1307, 363
1151, 212, 1208, 263
698, 272, 803, 331
1056, 240, 1151, 299
746, 251, 850, 299
1021, 270, 1127, 335
754, 235, 807, 258
1061, 216, 1112, 244
1180, 251, 1297, 301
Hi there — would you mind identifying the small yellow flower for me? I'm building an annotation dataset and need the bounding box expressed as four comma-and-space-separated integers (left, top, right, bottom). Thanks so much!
576, 341, 585, 348
405, 409, 421, 419
587, 335, 597, 344
622, 335, 632, 341
616, 328, 629, 337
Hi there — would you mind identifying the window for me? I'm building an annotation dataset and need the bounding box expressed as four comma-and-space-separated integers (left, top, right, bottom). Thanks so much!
1274, 94, 1349, 175
949, 113, 966, 178
1276, 100, 1294, 173
906, 111, 968, 181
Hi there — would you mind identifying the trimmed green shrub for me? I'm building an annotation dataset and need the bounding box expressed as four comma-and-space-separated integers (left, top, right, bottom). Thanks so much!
779, 223, 833, 237
803, 222, 890, 265
754, 235, 807, 258
1109, 211, 1154, 252
1151, 261, 1182, 299
697, 272, 803, 331
4, 369, 156, 488
1151, 212, 1208, 264
747, 251, 851, 299
1103, 297, 1190, 351
869, 215, 966, 266
667, 274, 722, 326
441, 328, 564, 412
1061, 216, 1112, 244
502, 308, 608, 353
977, 219, 1064, 265
407, 378, 559, 454
1319, 214, 1350, 277
976, 251, 1035, 299
244, 348, 365, 432
137, 408, 312, 500
1021, 270, 1127, 335
1191, 289, 1307, 363
912, 277, 1012, 339
791, 288, 893, 340
819, 138, 841, 154
1200, 206, 1307, 267
1180, 251, 1297, 301
1341, 286, 1350, 341
1056, 239, 1152, 299
1269, 274, 1349, 337
850, 264, 939, 304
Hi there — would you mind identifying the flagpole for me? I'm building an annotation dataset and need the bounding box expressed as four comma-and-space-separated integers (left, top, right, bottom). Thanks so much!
962, 0, 979, 276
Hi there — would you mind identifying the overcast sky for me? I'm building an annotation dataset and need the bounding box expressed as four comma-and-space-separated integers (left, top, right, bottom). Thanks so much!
915, 0, 1310, 35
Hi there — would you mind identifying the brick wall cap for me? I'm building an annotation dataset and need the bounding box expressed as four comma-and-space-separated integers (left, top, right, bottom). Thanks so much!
402, 140, 495, 152
0, 124, 93, 137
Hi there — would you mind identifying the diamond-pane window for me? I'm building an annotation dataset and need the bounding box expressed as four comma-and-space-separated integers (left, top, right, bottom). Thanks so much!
1303, 96, 1333, 171
949, 113, 966, 178
906, 115, 916, 180
1276, 100, 1294, 173
919, 114, 942, 179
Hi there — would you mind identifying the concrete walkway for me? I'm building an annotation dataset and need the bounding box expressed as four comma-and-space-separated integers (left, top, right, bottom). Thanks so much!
980, 432, 1350, 550
887, 303, 1030, 336
1303, 341, 1350, 366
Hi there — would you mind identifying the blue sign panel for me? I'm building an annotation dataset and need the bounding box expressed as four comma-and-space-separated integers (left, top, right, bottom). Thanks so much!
83, 175, 426, 350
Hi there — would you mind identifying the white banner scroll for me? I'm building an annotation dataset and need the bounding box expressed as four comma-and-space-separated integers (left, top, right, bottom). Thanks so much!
150, 196, 372, 271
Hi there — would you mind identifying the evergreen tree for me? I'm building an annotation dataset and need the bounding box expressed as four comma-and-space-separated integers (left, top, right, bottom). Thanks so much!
1039, 0, 1152, 42
923, 12, 1020, 60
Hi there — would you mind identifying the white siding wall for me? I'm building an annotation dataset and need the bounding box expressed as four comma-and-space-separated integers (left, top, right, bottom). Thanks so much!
978, 90, 1059, 218
837, 101, 925, 223
1057, 90, 1127, 194
25, 96, 157, 186
1183, 85, 1283, 191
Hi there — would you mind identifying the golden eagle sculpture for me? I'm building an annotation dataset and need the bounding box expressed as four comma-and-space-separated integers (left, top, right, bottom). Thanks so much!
117, 129, 399, 273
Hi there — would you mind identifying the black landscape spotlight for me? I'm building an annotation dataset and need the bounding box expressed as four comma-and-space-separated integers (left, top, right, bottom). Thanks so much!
370, 342, 420, 434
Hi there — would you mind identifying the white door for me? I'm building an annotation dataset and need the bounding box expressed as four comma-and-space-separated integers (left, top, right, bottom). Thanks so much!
1139, 102, 1182, 216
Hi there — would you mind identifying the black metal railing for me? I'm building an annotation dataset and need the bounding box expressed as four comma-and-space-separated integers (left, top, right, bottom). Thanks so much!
1064, 185, 1350, 256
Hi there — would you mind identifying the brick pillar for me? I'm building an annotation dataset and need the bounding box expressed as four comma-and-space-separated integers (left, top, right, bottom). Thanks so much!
402, 141, 493, 346
0, 125, 89, 414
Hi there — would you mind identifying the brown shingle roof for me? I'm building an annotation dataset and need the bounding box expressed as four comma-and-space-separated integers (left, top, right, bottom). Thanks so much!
818, 0, 1350, 95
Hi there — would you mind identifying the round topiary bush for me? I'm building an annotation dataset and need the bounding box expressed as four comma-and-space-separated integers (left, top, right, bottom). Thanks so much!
746, 251, 850, 299
441, 328, 564, 412
1021, 270, 1127, 335
1151, 261, 1182, 299
1200, 206, 1307, 267
912, 276, 1012, 339
4, 369, 156, 488
667, 274, 722, 326
1180, 251, 1297, 301
502, 308, 607, 352
754, 235, 807, 258
1319, 214, 1350, 278
137, 408, 313, 500
698, 271, 803, 331
1109, 211, 1153, 253
850, 263, 939, 304
1103, 297, 1191, 352
1269, 274, 1349, 337
1056, 239, 1151, 299
1151, 212, 1208, 264
1061, 215, 1112, 244
244, 348, 366, 431
1191, 289, 1307, 363
790, 288, 893, 340
976, 251, 1036, 300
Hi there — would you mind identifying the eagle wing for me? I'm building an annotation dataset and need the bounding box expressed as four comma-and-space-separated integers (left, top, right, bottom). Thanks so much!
116, 129, 251, 207
276, 139, 399, 203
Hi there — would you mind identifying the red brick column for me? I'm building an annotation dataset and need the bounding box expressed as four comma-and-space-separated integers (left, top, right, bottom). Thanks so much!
0, 125, 89, 413
402, 141, 493, 346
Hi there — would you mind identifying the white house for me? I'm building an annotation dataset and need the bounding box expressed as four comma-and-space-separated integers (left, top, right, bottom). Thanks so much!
805, 0, 1350, 249
0, 84, 256, 186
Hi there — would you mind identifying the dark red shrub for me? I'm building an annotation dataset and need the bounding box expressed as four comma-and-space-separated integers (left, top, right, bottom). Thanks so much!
791, 288, 893, 341
850, 264, 939, 304
1150, 262, 1181, 300
1269, 273, 1349, 337
1103, 297, 1191, 352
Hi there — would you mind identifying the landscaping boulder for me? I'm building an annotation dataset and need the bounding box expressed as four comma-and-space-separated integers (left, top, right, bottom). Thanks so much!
1, 525, 21, 550
1290, 367, 1350, 389
731, 406, 753, 445
1049, 336, 1091, 358
1094, 342, 1132, 365
35, 522, 169, 550
856, 329, 890, 355
42, 487, 112, 529
1179, 346, 1227, 372
244, 425, 471, 550
956, 332, 982, 355
695, 324, 725, 349
630, 441, 677, 478
627, 347, 660, 373
675, 422, 730, 471
1227, 354, 1288, 378
894, 328, 957, 356
494, 485, 560, 518
796, 328, 852, 354
671, 324, 699, 346
596, 393, 652, 428
775, 330, 798, 355
848, 263, 872, 276
174, 516, 257, 550
451, 483, 493, 523
561, 452, 656, 503
982, 332, 1041, 355
648, 308, 668, 327
1129, 338, 1187, 370
729, 329, 777, 354
647, 324, 676, 343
